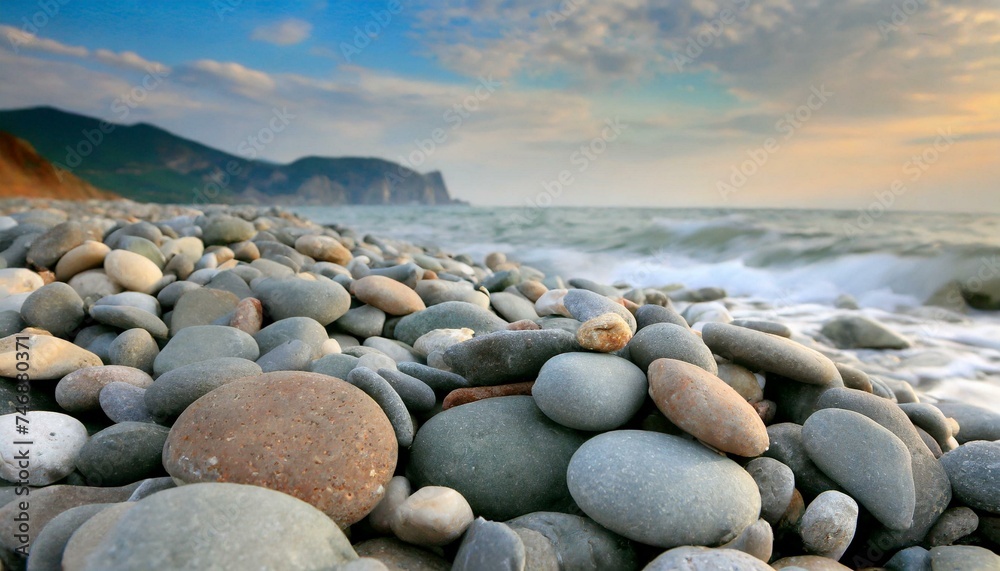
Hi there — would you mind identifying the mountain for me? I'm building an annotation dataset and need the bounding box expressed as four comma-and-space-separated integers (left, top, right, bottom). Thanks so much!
0, 107, 458, 205
0, 131, 119, 200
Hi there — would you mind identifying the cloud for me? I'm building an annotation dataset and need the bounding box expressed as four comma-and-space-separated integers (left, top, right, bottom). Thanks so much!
176, 59, 276, 98
251, 18, 313, 45
94, 49, 169, 73
411, 0, 1000, 115
0, 25, 88, 57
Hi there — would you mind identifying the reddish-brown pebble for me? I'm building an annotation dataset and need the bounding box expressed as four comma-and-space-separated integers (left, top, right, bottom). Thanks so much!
442, 382, 535, 410
506, 319, 541, 331
163, 371, 397, 527
648, 358, 769, 457
576, 312, 632, 352
754, 399, 777, 425
778, 488, 806, 530
230, 297, 263, 335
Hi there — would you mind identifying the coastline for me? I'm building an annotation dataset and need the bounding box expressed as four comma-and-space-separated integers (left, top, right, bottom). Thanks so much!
0, 199, 996, 569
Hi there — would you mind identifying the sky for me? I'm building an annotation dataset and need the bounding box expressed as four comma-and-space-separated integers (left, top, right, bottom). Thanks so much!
0, 0, 997, 211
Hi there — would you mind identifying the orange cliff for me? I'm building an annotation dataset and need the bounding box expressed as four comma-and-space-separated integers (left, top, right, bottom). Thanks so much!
0, 131, 119, 200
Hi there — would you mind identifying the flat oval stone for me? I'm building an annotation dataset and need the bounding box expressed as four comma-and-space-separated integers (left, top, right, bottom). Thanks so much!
152, 325, 259, 377
75, 421, 170, 486
935, 402, 1000, 443
24, 502, 111, 571
99, 381, 156, 423
337, 304, 387, 339
442, 329, 579, 386
89, 305, 169, 338
506, 511, 637, 570
648, 358, 769, 457
368, 475, 411, 534
575, 313, 632, 353
397, 362, 470, 393
377, 368, 436, 412
20, 282, 85, 337
928, 545, 1000, 570
0, 482, 142, 553
354, 537, 450, 570
144, 357, 262, 419
635, 304, 688, 329
489, 291, 539, 322
644, 546, 772, 571
567, 430, 760, 548
295, 234, 352, 265
0, 268, 44, 297
720, 517, 773, 562
415, 280, 490, 308
532, 352, 647, 431
0, 411, 88, 485
409, 395, 586, 520
764, 423, 844, 499
103, 250, 163, 294
820, 315, 910, 349
256, 339, 313, 372
254, 316, 328, 359
163, 371, 397, 526
627, 322, 717, 374
352, 275, 426, 316
702, 322, 842, 386
201, 215, 256, 245
0, 333, 102, 380
393, 301, 507, 346
745, 457, 795, 525
800, 490, 858, 560
107, 328, 158, 373
56, 240, 111, 281
926, 506, 979, 547
169, 287, 239, 335
26, 221, 87, 270
78, 482, 357, 570
716, 362, 764, 403
562, 289, 636, 332
253, 276, 351, 325
802, 408, 916, 530
452, 518, 525, 571
94, 291, 161, 316
940, 440, 1000, 514
61, 501, 135, 570
68, 270, 123, 305
56, 365, 154, 412
391, 485, 474, 547
815, 387, 952, 547
347, 367, 414, 447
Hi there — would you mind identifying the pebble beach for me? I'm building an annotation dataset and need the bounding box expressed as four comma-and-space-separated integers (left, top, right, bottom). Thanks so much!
0, 199, 997, 571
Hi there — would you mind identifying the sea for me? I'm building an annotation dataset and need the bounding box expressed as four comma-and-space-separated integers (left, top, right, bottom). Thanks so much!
294, 206, 1000, 412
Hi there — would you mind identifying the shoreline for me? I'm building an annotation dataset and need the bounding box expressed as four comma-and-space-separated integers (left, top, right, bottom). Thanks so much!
0, 199, 996, 570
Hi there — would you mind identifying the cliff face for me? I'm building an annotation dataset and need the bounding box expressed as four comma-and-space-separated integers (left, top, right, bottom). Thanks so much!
0, 107, 458, 205
0, 131, 119, 200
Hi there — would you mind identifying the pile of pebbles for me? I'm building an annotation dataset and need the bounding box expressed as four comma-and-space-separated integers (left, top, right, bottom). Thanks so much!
0, 199, 997, 570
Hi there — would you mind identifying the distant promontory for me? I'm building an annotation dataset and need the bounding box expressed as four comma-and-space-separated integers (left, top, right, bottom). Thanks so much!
0, 106, 459, 206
